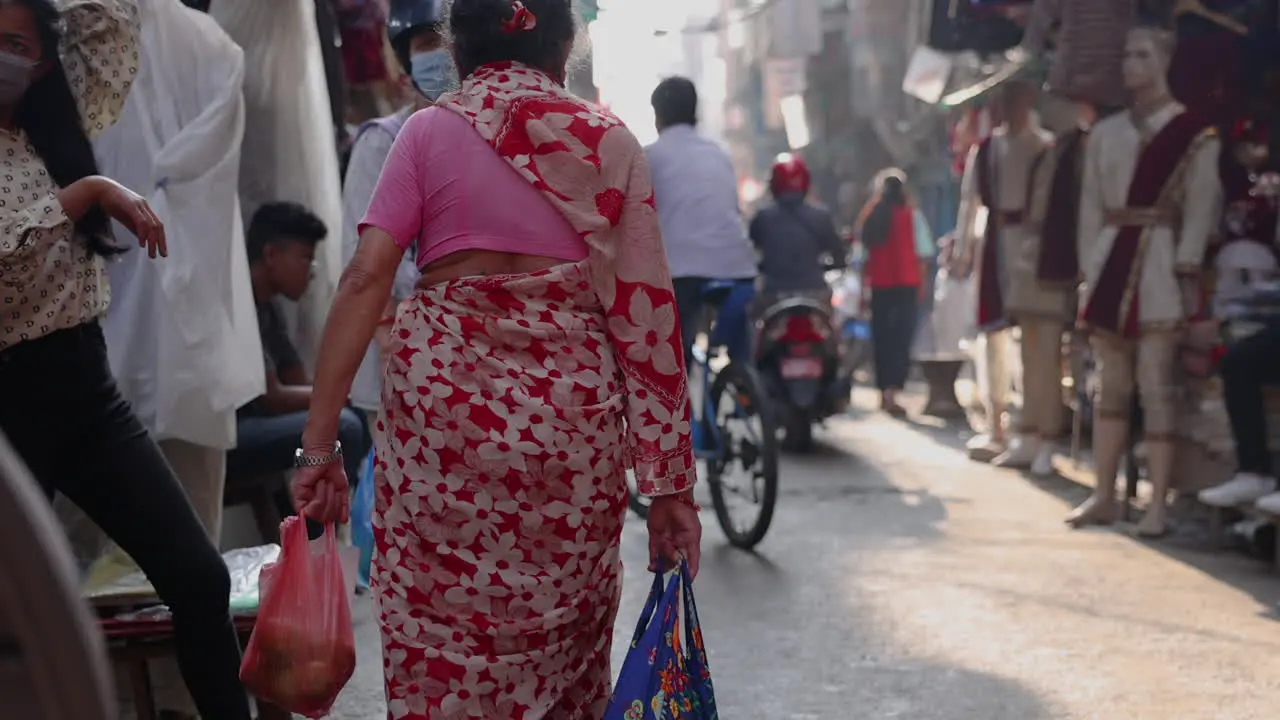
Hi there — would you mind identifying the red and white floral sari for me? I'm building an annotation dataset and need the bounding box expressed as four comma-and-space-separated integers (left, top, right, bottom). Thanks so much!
372, 62, 696, 718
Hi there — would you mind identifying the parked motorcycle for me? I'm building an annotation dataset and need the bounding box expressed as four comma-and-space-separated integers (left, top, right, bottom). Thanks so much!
754, 279, 853, 452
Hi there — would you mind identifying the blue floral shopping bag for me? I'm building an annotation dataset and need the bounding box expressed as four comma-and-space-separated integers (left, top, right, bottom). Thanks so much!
605, 560, 717, 719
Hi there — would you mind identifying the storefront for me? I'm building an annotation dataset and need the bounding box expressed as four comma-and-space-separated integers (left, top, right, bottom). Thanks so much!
924, 0, 1280, 526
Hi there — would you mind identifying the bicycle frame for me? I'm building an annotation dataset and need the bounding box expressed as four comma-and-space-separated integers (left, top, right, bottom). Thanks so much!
690, 341, 766, 463
689, 343, 723, 462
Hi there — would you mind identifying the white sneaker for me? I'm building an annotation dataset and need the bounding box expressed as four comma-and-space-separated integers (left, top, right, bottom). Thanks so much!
993, 437, 1039, 469
1255, 491, 1280, 515
1030, 446, 1055, 477
1198, 473, 1278, 508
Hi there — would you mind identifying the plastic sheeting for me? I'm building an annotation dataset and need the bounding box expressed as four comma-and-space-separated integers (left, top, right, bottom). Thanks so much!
85, 544, 281, 616
211, 0, 344, 370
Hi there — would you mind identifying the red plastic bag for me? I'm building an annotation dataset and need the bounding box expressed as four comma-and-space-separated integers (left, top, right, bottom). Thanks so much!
240, 517, 356, 718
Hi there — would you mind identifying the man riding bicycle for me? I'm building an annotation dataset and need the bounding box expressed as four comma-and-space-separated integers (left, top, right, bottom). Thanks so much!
645, 77, 758, 369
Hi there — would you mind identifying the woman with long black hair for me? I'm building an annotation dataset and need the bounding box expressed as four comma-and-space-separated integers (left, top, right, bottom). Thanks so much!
0, 1, 251, 717
857, 168, 932, 416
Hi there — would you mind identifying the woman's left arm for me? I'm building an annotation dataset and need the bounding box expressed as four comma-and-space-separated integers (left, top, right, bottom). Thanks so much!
300, 115, 426, 455
590, 128, 696, 500
58, 0, 141, 140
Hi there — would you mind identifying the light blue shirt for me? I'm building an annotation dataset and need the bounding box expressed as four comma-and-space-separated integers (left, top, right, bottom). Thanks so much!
342, 107, 420, 412
644, 125, 758, 280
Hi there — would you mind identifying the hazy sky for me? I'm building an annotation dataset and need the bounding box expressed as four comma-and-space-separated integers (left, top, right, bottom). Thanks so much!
591, 0, 725, 145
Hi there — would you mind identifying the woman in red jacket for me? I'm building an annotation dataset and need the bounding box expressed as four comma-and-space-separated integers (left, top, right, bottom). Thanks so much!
857, 169, 929, 415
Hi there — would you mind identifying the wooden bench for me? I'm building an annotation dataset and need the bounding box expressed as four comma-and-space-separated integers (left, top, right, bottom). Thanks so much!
98, 611, 289, 720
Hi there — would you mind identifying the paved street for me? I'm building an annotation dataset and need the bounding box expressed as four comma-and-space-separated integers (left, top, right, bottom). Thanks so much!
326, 390, 1280, 719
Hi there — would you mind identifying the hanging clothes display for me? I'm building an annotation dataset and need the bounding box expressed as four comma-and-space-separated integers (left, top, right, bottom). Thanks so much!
97, 0, 263, 454
1020, 0, 1135, 109
211, 0, 345, 370
337, 0, 388, 85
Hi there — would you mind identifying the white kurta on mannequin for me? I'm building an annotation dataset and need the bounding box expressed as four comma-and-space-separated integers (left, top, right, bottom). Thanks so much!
955, 120, 1052, 425
96, 0, 263, 452
1078, 102, 1222, 325
211, 0, 344, 369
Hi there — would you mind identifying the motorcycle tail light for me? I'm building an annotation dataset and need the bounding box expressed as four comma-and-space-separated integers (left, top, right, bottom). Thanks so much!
772, 314, 830, 344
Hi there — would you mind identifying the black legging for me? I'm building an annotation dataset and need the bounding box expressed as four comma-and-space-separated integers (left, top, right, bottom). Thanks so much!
871, 286, 919, 391
1222, 322, 1280, 476
0, 323, 252, 720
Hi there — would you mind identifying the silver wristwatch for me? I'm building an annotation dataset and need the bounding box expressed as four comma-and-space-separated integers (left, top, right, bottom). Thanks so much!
294, 440, 343, 468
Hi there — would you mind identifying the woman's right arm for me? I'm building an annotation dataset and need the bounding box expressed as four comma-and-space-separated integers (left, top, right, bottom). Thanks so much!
301, 115, 422, 455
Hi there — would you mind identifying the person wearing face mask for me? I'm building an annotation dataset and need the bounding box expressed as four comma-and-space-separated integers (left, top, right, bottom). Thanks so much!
340, 0, 451, 420
0, 0, 252, 718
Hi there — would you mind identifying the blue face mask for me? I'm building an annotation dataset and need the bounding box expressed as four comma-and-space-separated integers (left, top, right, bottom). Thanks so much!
410, 49, 455, 101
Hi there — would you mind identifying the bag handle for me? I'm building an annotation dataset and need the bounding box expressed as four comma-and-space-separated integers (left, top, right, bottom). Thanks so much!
679, 561, 708, 665
626, 566, 671, 648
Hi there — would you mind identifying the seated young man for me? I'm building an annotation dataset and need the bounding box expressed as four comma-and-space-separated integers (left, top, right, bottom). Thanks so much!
1198, 320, 1280, 513
228, 202, 371, 529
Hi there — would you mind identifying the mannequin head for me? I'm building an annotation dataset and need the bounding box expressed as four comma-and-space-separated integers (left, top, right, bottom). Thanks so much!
1121, 27, 1175, 100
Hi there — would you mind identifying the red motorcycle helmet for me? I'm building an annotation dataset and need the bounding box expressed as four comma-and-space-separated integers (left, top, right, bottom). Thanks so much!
769, 153, 811, 197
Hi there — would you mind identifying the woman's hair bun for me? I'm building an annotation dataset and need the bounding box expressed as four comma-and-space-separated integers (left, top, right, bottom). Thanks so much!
449, 0, 576, 79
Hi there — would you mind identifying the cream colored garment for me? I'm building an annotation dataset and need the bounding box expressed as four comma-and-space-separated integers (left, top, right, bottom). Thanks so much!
1019, 318, 1065, 438
1078, 102, 1223, 328
210, 0, 344, 370
973, 329, 1018, 422
955, 122, 1053, 314
1091, 331, 1179, 435
1010, 136, 1078, 321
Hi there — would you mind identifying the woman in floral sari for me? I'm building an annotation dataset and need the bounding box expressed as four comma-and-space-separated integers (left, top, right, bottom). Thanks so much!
292, 0, 702, 716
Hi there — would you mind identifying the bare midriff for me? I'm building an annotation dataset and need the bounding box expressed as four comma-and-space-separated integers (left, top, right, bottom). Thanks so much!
416, 249, 573, 289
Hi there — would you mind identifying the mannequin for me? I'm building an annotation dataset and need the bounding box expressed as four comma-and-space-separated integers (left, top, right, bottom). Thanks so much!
955, 81, 1053, 461
1067, 27, 1223, 535
1003, 101, 1097, 475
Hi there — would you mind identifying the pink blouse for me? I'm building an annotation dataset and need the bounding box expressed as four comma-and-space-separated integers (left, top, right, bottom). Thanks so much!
359, 106, 588, 269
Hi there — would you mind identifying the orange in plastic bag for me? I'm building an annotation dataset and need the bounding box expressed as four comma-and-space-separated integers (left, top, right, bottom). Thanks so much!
240, 516, 356, 718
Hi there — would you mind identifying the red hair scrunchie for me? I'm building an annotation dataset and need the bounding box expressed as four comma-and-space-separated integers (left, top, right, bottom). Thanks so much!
501, 0, 538, 34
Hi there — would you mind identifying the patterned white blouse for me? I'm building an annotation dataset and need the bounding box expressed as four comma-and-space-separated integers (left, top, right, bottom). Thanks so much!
0, 0, 139, 352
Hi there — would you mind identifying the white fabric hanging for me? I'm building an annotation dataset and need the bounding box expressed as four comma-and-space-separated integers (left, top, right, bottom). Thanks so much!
95, 0, 263, 450
210, 0, 344, 370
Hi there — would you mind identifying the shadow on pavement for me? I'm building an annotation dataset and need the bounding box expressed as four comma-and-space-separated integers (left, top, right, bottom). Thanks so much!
877, 387, 1280, 625
636, 428, 1055, 719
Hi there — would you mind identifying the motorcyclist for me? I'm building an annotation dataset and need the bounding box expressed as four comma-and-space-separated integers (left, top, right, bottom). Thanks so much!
749, 153, 848, 310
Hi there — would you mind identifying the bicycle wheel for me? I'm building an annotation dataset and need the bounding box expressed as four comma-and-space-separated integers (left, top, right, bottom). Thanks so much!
706, 361, 780, 549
